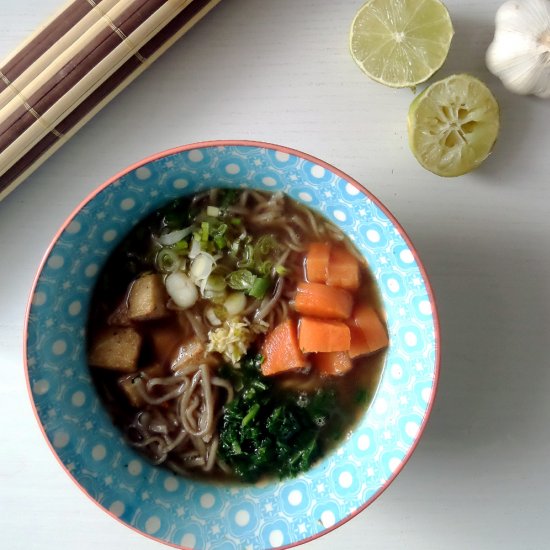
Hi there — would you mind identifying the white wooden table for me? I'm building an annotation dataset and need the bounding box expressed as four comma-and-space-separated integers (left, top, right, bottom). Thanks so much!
1, 1, 549, 548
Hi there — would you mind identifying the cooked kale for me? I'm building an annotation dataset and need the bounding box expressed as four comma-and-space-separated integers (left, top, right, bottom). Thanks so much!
218, 354, 339, 482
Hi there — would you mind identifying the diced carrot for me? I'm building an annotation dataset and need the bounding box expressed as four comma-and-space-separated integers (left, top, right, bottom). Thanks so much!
327, 245, 360, 291
294, 282, 353, 319
298, 317, 351, 353
306, 242, 331, 283
314, 351, 353, 377
348, 303, 389, 358
348, 324, 371, 359
261, 318, 306, 376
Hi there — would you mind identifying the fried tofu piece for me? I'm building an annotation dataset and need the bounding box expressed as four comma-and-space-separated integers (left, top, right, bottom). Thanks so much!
149, 323, 184, 365
107, 299, 131, 327
89, 327, 142, 373
170, 337, 210, 374
118, 363, 165, 408
127, 274, 169, 321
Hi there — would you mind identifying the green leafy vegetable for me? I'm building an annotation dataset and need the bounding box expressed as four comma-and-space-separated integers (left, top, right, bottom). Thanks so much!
160, 198, 195, 229
218, 354, 338, 482
355, 389, 369, 405
241, 403, 260, 427
219, 189, 239, 209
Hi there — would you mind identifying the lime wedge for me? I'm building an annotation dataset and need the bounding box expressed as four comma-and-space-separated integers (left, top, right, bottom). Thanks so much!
350, 0, 454, 88
407, 74, 500, 177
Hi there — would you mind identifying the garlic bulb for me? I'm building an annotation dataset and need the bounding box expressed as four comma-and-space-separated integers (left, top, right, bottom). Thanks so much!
486, 0, 550, 98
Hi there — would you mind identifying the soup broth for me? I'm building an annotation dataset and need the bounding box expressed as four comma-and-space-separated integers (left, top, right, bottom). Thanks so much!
88, 189, 387, 482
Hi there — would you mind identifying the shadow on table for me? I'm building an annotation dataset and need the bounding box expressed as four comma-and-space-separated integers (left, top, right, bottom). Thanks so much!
419, 229, 550, 455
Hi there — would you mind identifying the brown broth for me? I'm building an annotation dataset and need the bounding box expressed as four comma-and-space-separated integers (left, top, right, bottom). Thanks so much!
88, 189, 387, 481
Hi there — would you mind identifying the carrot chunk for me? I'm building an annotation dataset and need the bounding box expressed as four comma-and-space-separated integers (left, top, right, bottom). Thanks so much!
314, 351, 353, 377
327, 245, 360, 290
348, 304, 389, 358
261, 318, 306, 376
294, 282, 353, 319
306, 242, 331, 283
348, 324, 371, 359
298, 317, 351, 353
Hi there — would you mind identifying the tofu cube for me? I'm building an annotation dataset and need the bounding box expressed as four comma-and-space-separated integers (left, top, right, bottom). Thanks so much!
107, 299, 131, 327
88, 327, 142, 373
149, 323, 184, 365
127, 274, 168, 321
171, 337, 207, 374
118, 363, 165, 407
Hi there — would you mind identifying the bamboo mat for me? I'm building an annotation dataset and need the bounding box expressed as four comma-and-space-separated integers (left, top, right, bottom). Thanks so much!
0, 0, 222, 201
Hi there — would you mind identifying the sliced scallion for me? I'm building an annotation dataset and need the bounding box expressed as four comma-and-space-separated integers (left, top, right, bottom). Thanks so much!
173, 240, 189, 252
201, 222, 210, 242
275, 265, 290, 276
224, 292, 247, 316
156, 248, 180, 273
256, 234, 278, 256
158, 226, 192, 246
257, 260, 273, 277
206, 274, 227, 293
215, 223, 228, 236
237, 244, 254, 268
189, 237, 202, 259
249, 277, 270, 299
214, 235, 227, 249
227, 269, 256, 291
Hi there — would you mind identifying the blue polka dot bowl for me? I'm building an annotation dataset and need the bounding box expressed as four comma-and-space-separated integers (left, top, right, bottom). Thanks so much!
25, 141, 439, 549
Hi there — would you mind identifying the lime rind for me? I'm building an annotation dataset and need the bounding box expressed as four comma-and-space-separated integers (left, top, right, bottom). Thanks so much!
350, 0, 454, 88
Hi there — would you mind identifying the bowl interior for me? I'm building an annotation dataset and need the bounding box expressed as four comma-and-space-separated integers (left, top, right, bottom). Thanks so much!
26, 142, 438, 549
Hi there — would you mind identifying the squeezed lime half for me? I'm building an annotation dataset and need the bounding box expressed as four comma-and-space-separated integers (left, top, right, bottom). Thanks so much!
407, 74, 500, 177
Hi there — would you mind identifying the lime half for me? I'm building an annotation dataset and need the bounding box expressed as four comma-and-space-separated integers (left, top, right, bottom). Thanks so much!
350, 0, 454, 88
408, 74, 500, 177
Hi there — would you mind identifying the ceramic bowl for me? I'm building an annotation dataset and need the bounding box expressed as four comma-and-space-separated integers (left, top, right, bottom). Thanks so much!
25, 141, 439, 549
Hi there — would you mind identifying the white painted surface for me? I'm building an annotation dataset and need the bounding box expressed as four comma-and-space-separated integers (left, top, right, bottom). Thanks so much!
1, 1, 549, 549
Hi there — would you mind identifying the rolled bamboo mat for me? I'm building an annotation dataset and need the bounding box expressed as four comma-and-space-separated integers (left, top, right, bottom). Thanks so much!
0, 0, 222, 201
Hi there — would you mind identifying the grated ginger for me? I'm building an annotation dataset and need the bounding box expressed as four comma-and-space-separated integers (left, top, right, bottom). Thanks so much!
206, 317, 268, 364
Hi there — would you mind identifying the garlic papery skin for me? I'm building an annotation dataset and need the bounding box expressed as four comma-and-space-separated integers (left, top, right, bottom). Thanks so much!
486, 0, 550, 98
